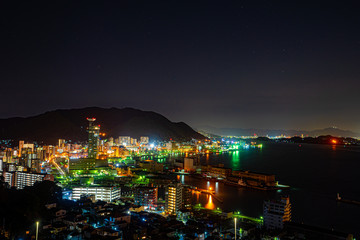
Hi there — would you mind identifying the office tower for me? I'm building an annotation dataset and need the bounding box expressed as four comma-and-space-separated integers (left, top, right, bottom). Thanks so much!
263, 196, 291, 229
134, 186, 158, 210
87, 118, 100, 159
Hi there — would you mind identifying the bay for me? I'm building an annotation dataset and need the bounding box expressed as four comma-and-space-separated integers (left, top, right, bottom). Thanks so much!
182, 142, 360, 235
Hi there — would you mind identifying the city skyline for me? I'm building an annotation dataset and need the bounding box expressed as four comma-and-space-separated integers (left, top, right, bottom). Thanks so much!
2, 1, 360, 131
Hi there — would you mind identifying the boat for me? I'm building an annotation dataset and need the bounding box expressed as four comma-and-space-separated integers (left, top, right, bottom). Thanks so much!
336, 193, 360, 206
238, 178, 246, 186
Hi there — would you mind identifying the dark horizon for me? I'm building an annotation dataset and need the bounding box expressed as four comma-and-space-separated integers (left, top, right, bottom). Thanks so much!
1, 1, 360, 132
1, 106, 359, 134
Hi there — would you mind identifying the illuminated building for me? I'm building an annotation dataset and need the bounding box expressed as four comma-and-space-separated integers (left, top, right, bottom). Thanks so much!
184, 158, 195, 172
130, 138, 137, 145
72, 186, 120, 202
234, 170, 276, 187
21, 143, 34, 154
108, 137, 114, 147
204, 165, 232, 178
87, 118, 100, 159
8, 164, 16, 172
58, 139, 66, 148
69, 158, 95, 173
263, 196, 291, 229
3, 171, 53, 189
30, 158, 41, 173
118, 136, 131, 146
139, 160, 163, 172
134, 186, 158, 209
182, 185, 192, 210
4, 172, 14, 187
140, 136, 149, 145
19, 140, 24, 157
165, 183, 183, 214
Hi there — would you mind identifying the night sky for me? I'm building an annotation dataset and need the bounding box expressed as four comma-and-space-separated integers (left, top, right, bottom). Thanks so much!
1, 1, 360, 131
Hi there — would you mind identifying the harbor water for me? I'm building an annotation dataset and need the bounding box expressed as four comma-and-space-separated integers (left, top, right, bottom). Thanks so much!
181, 142, 360, 235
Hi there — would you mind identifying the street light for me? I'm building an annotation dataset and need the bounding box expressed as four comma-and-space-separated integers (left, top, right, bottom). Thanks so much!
234, 217, 237, 240
36, 221, 39, 240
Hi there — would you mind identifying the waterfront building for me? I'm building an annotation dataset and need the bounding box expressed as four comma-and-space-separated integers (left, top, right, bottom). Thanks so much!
165, 183, 183, 214
263, 196, 291, 229
87, 118, 100, 159
182, 185, 192, 210
139, 160, 163, 172
72, 186, 120, 202
134, 186, 158, 210
203, 165, 232, 178
234, 170, 276, 187
184, 158, 195, 172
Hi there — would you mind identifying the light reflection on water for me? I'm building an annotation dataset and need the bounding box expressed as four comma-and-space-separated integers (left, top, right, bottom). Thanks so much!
183, 143, 360, 235
205, 195, 215, 210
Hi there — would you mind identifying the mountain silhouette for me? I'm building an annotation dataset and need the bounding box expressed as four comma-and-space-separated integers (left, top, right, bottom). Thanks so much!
0, 107, 205, 144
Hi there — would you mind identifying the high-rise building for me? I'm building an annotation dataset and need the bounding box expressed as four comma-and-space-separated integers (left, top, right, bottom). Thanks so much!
263, 196, 291, 229
30, 159, 41, 173
134, 186, 158, 210
87, 118, 100, 159
58, 139, 66, 148
182, 185, 192, 210
165, 183, 183, 214
18, 141, 24, 157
